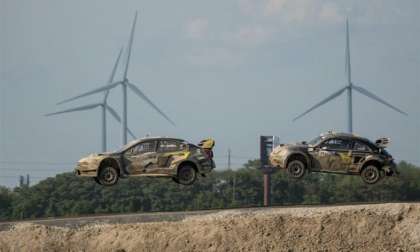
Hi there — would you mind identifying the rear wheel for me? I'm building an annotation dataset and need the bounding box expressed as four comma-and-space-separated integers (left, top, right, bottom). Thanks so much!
174, 165, 197, 185
287, 159, 306, 179
361, 165, 381, 184
97, 166, 119, 186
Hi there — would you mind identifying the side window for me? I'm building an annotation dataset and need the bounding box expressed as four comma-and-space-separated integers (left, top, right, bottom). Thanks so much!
353, 141, 372, 152
158, 140, 185, 152
321, 138, 352, 150
129, 141, 156, 155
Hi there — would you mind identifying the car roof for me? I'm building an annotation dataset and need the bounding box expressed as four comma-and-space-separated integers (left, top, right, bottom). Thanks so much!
115, 137, 187, 153
321, 131, 370, 142
133, 136, 186, 144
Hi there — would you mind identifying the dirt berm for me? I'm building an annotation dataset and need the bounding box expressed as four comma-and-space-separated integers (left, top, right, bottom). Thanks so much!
1, 203, 420, 252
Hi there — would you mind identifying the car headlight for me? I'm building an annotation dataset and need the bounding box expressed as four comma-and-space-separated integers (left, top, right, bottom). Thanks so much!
78, 161, 89, 167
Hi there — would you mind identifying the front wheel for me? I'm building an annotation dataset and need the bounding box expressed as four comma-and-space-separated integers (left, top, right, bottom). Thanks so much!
97, 166, 119, 186
361, 165, 381, 184
287, 160, 306, 179
174, 165, 197, 185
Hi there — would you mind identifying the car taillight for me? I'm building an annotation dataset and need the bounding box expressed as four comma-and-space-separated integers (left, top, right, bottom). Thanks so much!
202, 149, 213, 159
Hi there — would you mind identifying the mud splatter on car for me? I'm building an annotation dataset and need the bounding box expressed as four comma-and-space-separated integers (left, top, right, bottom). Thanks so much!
75, 137, 215, 186
270, 131, 397, 184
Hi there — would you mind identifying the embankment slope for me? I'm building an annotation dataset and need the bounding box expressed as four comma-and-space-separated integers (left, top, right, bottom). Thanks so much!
1, 203, 419, 251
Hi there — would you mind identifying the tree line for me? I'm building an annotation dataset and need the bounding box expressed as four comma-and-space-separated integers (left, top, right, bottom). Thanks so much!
0, 160, 420, 221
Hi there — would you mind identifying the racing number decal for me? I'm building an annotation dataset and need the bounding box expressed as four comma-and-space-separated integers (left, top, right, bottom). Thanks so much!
319, 150, 330, 157
338, 151, 352, 165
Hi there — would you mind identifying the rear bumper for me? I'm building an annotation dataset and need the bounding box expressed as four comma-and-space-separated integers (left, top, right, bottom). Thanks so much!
383, 161, 399, 176
197, 159, 215, 173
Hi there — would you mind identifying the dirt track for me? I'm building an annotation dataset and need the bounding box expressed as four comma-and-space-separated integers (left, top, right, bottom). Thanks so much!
1, 203, 420, 252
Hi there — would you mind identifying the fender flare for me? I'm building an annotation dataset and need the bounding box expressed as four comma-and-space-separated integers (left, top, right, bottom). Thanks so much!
359, 156, 383, 172
176, 160, 198, 174
284, 151, 311, 169
98, 158, 121, 176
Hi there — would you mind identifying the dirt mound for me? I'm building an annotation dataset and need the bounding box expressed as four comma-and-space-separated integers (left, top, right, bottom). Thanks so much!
1, 203, 420, 252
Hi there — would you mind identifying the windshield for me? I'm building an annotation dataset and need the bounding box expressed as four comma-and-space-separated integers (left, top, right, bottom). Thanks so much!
308, 136, 323, 146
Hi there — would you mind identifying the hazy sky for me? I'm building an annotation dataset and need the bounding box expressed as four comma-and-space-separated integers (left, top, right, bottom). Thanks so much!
1, 0, 419, 187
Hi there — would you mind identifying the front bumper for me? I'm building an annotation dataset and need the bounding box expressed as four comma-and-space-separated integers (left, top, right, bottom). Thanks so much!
269, 155, 285, 169
74, 167, 97, 177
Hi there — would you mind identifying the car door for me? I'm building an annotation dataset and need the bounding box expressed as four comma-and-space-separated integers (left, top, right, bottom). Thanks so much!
150, 140, 187, 174
348, 140, 373, 173
124, 140, 158, 174
311, 138, 353, 173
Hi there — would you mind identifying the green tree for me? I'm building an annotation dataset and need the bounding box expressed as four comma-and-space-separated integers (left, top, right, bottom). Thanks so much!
2, 160, 420, 221
0, 186, 13, 219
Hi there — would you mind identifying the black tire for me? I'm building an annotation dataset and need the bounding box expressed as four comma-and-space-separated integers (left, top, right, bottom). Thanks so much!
361, 165, 381, 184
97, 166, 119, 186
175, 165, 197, 185
287, 159, 306, 179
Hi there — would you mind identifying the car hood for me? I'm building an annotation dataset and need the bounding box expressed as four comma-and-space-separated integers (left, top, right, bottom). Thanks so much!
281, 143, 308, 150
272, 143, 308, 155
78, 152, 117, 163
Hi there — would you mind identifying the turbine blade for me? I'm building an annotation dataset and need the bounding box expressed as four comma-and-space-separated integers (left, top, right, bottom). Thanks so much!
293, 87, 347, 121
57, 81, 121, 105
127, 82, 176, 126
105, 104, 137, 139
109, 48, 123, 84
123, 11, 138, 80
127, 128, 137, 140
105, 104, 121, 121
45, 103, 101, 116
353, 85, 408, 115
105, 48, 124, 100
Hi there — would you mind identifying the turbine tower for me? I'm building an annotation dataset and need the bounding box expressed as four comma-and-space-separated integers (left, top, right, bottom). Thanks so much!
293, 19, 407, 132
57, 11, 175, 145
46, 49, 136, 152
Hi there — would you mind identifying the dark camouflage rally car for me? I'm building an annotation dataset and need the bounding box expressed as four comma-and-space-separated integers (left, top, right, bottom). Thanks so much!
75, 137, 215, 186
269, 132, 398, 184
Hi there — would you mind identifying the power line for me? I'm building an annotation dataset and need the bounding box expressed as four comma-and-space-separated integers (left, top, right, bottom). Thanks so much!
0, 168, 72, 172
219, 155, 256, 160
227, 149, 231, 170
0, 175, 46, 179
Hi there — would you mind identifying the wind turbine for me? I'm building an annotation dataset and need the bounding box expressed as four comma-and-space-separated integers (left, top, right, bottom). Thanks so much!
293, 19, 407, 133
46, 49, 136, 152
57, 11, 175, 145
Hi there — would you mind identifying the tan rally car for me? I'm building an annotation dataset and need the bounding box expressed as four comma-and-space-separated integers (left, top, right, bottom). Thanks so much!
75, 137, 215, 186
269, 132, 398, 184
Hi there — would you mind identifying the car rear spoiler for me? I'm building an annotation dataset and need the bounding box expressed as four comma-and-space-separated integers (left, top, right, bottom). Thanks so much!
198, 138, 215, 149
375, 137, 390, 148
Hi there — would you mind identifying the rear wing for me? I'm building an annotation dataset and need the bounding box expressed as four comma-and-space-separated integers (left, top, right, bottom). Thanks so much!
375, 137, 390, 148
198, 138, 215, 149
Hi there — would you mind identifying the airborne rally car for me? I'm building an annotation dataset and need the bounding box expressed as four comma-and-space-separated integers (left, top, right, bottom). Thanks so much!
269, 132, 398, 184
75, 137, 215, 186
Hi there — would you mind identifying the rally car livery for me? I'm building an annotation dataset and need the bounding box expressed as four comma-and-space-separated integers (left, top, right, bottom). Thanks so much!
269, 131, 398, 184
75, 137, 215, 186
